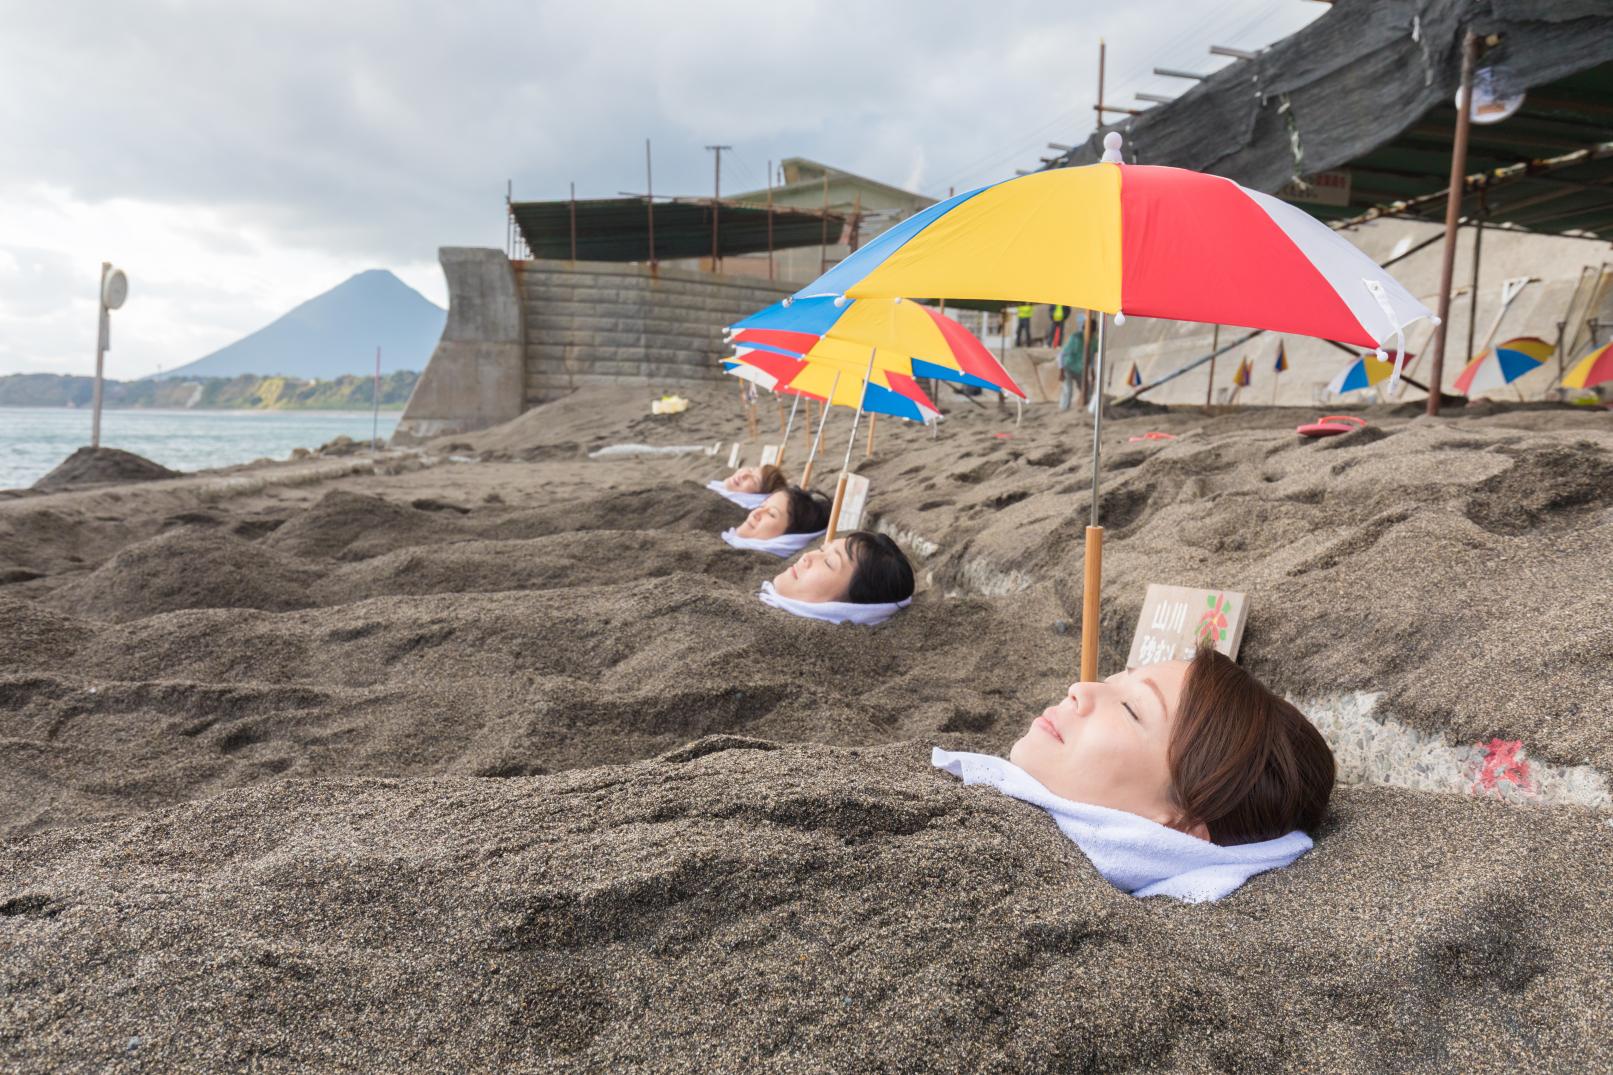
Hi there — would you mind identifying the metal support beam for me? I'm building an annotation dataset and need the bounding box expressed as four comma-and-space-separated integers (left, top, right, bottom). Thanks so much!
1209, 45, 1259, 60
1136, 92, 1175, 105
1153, 66, 1206, 80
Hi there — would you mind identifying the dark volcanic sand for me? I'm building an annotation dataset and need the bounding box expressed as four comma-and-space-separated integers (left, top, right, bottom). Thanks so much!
4, 741, 1610, 1072
1, 384, 1611, 1071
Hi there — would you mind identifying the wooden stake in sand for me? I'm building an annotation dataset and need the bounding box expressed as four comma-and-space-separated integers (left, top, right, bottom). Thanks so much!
778, 394, 801, 466
826, 347, 877, 542
800, 371, 840, 489
1080, 311, 1113, 682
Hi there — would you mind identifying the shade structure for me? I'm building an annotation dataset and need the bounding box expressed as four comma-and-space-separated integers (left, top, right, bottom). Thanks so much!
1327, 352, 1413, 395
1562, 342, 1613, 389
796, 162, 1433, 349
729, 295, 1024, 399
1452, 337, 1555, 396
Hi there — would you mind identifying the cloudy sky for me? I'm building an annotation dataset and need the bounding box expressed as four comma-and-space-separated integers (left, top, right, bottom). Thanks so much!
0, 0, 1323, 378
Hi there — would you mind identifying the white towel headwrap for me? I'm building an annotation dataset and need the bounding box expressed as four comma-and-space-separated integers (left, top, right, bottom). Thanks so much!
757, 580, 910, 626
706, 479, 768, 510
721, 528, 823, 558
931, 748, 1313, 903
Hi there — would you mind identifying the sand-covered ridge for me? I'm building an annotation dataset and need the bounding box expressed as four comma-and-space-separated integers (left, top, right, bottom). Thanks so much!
2, 384, 1611, 1071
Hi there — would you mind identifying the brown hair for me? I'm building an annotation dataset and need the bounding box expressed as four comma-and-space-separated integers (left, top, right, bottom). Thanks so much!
1167, 649, 1335, 846
756, 465, 789, 495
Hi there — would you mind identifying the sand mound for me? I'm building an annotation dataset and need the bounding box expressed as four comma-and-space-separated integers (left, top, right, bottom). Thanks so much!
45, 527, 319, 622
265, 490, 470, 561
323, 529, 766, 603
0, 573, 1057, 838
4, 740, 1609, 1072
30, 447, 178, 491
863, 414, 1613, 772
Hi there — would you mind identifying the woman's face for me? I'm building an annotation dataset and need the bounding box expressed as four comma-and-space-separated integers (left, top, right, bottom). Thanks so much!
737, 490, 789, 540
725, 466, 763, 493
1008, 661, 1205, 835
772, 537, 857, 603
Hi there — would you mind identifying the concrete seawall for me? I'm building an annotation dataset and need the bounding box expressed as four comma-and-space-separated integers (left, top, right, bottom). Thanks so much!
394, 249, 794, 444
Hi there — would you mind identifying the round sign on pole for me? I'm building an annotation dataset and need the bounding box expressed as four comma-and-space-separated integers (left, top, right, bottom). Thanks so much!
102, 268, 129, 310
1459, 67, 1525, 126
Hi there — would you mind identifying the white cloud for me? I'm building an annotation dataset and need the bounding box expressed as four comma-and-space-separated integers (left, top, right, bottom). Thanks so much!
0, 0, 1322, 377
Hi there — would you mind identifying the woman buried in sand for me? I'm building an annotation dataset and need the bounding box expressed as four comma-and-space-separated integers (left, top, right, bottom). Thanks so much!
935, 649, 1335, 902
758, 531, 915, 625
721, 486, 832, 557
707, 464, 789, 509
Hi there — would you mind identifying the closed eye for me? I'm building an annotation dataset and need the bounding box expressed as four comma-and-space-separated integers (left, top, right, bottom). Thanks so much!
1123, 702, 1140, 722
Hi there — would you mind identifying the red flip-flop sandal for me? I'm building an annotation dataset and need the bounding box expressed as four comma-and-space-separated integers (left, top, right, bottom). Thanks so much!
1297, 415, 1367, 438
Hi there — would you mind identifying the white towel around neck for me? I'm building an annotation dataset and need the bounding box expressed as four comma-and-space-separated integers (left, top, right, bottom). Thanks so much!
721, 527, 823, 558
757, 580, 910, 626
706, 479, 768, 510
931, 748, 1313, 903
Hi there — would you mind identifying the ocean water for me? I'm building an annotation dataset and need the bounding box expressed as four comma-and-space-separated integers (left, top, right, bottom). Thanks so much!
0, 408, 401, 490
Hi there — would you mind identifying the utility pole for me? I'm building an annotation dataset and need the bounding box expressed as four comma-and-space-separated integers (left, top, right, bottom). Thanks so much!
706, 144, 731, 271
1428, 31, 1482, 416
645, 139, 657, 274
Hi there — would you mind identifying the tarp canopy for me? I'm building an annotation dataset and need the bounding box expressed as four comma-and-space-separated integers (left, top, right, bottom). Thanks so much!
1057, 0, 1613, 237
511, 198, 845, 261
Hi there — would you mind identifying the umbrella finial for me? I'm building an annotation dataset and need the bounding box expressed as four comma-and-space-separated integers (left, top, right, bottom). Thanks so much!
1102, 132, 1124, 163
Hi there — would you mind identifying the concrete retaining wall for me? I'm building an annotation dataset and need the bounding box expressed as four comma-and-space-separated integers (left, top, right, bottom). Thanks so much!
392, 251, 797, 444
392, 248, 524, 445
517, 259, 795, 406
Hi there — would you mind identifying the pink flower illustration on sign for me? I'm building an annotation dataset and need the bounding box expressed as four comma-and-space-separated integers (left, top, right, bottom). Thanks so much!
1196, 593, 1233, 649
1469, 738, 1536, 799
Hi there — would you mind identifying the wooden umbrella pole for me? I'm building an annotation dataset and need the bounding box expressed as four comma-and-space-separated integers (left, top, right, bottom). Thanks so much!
865, 412, 877, 457
800, 372, 840, 488
827, 346, 877, 542
778, 393, 801, 466
1080, 312, 1109, 682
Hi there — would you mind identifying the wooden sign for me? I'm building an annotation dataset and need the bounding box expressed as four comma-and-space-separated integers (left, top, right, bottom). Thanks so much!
1126, 584, 1247, 668
759, 444, 780, 467
837, 473, 870, 533
727, 443, 741, 469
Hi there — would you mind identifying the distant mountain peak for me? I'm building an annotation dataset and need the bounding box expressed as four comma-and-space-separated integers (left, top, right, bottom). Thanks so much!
149, 269, 446, 381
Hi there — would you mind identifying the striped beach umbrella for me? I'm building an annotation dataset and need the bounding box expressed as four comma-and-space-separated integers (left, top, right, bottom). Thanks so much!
787, 132, 1432, 681
1327, 352, 1409, 396
1452, 337, 1554, 397
796, 152, 1431, 352
721, 348, 938, 423
1562, 342, 1613, 389
728, 295, 1024, 399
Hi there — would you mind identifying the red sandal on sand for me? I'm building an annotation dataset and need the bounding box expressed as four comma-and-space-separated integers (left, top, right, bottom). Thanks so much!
1296, 415, 1367, 438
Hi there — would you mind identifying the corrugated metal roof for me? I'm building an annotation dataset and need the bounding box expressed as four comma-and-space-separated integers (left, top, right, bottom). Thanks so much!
510, 197, 845, 262
1055, 0, 1613, 237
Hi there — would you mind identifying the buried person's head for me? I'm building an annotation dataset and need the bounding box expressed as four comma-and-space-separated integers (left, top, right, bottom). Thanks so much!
772, 531, 915, 605
1009, 649, 1334, 846
725, 464, 789, 495
736, 486, 832, 540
